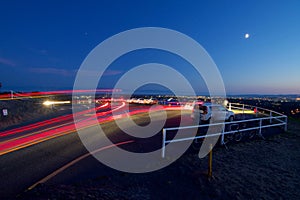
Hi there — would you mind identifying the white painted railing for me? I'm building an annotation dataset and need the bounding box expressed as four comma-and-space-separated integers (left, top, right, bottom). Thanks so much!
161, 103, 287, 158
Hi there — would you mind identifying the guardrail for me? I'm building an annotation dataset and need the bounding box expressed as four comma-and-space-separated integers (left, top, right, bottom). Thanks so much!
161, 103, 287, 158
228, 102, 284, 122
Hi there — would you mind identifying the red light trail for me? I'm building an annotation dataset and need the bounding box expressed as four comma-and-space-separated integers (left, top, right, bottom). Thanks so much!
0, 101, 183, 155
0, 89, 121, 99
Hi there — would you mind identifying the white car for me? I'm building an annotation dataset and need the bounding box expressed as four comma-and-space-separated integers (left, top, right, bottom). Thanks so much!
127, 98, 137, 103
136, 98, 145, 104
191, 102, 234, 123
144, 98, 158, 105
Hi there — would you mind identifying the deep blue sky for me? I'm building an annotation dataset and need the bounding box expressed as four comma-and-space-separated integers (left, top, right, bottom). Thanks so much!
0, 0, 299, 94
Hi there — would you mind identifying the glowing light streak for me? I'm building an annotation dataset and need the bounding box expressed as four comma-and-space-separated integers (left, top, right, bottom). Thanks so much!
0, 103, 109, 137
0, 102, 183, 155
43, 100, 71, 106
0, 89, 121, 100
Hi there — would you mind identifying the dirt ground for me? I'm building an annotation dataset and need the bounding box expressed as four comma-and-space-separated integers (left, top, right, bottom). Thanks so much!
19, 118, 300, 200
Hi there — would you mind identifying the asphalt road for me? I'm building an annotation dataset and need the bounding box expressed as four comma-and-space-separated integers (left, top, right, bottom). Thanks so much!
0, 126, 88, 198
0, 104, 187, 199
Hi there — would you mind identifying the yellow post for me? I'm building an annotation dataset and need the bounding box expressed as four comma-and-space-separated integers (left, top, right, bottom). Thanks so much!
208, 144, 213, 178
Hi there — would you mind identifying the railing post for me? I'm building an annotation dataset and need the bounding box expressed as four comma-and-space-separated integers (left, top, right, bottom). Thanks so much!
162, 129, 166, 158
284, 116, 288, 132
270, 112, 272, 124
220, 124, 225, 145
208, 144, 213, 179
259, 119, 262, 135
229, 103, 232, 111
242, 104, 245, 114
255, 107, 258, 117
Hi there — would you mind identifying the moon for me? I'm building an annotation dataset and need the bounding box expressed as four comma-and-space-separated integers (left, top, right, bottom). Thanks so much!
244, 33, 250, 39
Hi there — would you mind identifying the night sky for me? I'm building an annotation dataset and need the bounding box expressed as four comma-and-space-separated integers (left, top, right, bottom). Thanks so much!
0, 0, 299, 94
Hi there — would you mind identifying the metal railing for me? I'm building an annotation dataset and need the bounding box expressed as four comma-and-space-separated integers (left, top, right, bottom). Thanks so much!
161, 103, 287, 158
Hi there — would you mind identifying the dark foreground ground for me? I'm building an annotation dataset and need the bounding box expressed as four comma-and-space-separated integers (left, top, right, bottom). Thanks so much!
18, 118, 300, 200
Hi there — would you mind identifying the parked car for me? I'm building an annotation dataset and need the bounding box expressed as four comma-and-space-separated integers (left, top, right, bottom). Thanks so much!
165, 98, 180, 106
127, 98, 137, 103
136, 98, 145, 104
144, 98, 158, 105
191, 102, 234, 123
